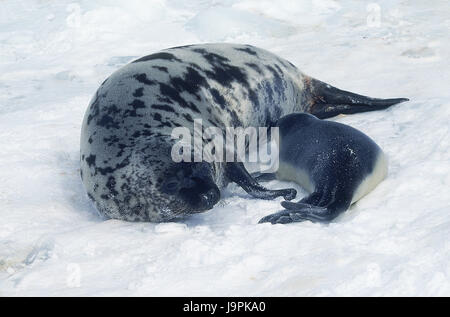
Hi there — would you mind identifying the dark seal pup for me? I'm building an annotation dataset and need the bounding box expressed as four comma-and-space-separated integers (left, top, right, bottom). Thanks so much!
259, 113, 388, 224
80, 43, 407, 222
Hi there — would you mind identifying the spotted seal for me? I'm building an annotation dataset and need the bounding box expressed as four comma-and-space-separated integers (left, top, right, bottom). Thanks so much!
258, 113, 388, 224
80, 43, 407, 222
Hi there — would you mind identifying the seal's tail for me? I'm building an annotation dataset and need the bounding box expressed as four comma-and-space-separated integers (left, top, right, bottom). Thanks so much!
304, 77, 409, 119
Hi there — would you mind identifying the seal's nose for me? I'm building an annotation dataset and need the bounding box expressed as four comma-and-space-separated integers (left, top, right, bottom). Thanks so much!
177, 174, 221, 212
199, 187, 220, 209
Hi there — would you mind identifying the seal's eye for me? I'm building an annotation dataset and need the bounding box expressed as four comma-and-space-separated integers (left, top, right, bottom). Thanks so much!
162, 179, 179, 194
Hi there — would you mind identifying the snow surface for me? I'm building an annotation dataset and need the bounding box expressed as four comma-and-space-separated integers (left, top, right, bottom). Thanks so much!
0, 0, 449, 296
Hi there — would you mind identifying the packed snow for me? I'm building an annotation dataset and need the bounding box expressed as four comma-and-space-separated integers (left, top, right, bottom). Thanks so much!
0, 0, 449, 296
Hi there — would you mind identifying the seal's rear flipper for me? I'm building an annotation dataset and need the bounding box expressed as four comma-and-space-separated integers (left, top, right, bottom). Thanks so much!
226, 163, 296, 200
306, 78, 409, 119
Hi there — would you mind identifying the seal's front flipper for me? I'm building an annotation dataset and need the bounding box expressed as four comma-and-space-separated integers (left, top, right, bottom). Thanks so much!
226, 163, 296, 200
306, 77, 409, 119
250, 172, 277, 182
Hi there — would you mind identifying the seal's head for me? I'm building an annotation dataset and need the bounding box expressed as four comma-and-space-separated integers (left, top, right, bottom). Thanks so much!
127, 138, 221, 222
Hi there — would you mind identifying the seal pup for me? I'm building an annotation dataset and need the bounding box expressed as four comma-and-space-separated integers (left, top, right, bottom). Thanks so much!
258, 113, 388, 224
80, 43, 407, 222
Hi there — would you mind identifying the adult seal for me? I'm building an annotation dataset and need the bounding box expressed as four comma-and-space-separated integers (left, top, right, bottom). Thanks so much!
258, 113, 388, 224
80, 43, 407, 222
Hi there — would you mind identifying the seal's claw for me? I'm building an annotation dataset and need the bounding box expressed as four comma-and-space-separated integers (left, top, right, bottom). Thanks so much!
280, 201, 333, 223
258, 210, 302, 224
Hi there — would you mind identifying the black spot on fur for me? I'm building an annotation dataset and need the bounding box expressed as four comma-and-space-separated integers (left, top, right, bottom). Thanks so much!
142, 130, 154, 137
133, 73, 155, 86
192, 48, 249, 89
116, 143, 128, 157
266, 65, 285, 97
245, 63, 263, 74
234, 47, 258, 56
151, 104, 178, 115
133, 88, 144, 97
85, 154, 96, 167
154, 113, 162, 122
96, 155, 130, 176
193, 49, 229, 64
155, 96, 171, 104
104, 104, 121, 116
106, 176, 119, 196
152, 66, 168, 73
210, 88, 226, 109
208, 118, 219, 126
97, 114, 120, 129
274, 64, 283, 74
170, 77, 199, 101
121, 182, 131, 192
150, 113, 173, 129
132, 52, 182, 63
131, 131, 141, 138
158, 121, 172, 128
229, 110, 242, 126
169, 67, 209, 101
187, 102, 200, 113
189, 63, 202, 70
206, 65, 248, 88
248, 90, 260, 109
130, 99, 146, 109
103, 135, 120, 146
183, 113, 194, 123
124, 99, 146, 117
184, 66, 209, 90
159, 82, 201, 113
261, 81, 275, 106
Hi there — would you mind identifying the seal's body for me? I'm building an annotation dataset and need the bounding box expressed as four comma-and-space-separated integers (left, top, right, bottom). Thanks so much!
80, 43, 406, 222
259, 113, 388, 224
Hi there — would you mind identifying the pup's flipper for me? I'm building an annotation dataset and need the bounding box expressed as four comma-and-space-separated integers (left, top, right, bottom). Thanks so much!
226, 163, 296, 200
